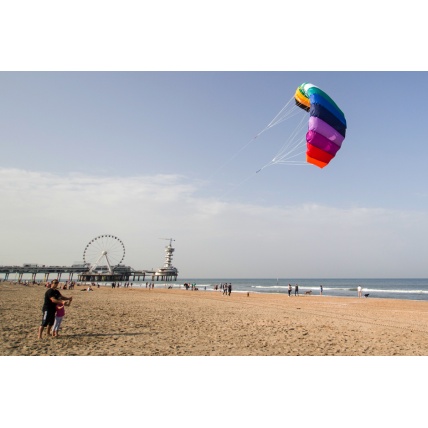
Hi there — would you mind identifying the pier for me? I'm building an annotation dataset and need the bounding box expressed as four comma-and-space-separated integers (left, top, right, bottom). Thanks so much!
0, 236, 179, 283
0, 265, 88, 282
0, 265, 178, 283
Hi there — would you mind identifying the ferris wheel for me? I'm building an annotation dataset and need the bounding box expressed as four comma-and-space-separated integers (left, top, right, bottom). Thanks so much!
83, 235, 125, 274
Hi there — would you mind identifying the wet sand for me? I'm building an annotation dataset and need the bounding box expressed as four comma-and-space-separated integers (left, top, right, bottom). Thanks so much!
1, 281, 428, 356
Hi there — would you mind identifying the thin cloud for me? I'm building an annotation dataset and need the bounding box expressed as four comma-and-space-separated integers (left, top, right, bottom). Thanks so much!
1, 168, 427, 277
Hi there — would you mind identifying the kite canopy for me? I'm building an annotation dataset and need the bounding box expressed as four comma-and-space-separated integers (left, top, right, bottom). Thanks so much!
295, 83, 347, 168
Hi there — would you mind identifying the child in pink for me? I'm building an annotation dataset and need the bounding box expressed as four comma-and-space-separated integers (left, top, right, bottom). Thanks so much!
52, 300, 69, 337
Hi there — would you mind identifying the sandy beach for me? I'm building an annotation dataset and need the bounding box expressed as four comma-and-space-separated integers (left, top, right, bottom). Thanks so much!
1, 280, 428, 356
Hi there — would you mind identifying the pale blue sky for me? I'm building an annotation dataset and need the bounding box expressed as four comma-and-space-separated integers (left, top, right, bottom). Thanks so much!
2, 71, 428, 278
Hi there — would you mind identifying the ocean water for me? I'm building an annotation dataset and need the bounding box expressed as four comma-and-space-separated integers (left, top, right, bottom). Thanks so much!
157, 278, 428, 301
11, 275, 428, 301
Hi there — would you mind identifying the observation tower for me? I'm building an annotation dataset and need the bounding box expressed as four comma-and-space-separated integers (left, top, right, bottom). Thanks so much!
155, 238, 178, 281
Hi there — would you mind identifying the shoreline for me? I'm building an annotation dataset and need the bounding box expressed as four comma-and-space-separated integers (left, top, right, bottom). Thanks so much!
5, 277, 428, 301
1, 280, 428, 356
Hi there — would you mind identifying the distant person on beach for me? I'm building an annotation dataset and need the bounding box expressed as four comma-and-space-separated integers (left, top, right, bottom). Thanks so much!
228, 283, 232, 296
357, 285, 362, 298
295, 284, 299, 296
52, 300, 70, 337
38, 279, 72, 339
320, 285, 323, 295
288, 284, 292, 297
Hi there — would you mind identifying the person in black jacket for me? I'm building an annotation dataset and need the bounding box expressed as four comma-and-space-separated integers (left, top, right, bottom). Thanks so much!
38, 279, 72, 339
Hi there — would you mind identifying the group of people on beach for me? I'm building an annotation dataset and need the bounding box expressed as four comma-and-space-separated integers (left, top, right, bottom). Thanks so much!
288, 284, 299, 296
285, 283, 365, 297
45, 280, 77, 290
183, 282, 197, 290
212, 283, 231, 295
287, 283, 324, 295
220, 283, 232, 296
111, 282, 133, 288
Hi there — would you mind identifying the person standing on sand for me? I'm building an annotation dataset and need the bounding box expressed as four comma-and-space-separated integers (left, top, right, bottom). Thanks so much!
295, 284, 299, 296
357, 285, 362, 298
228, 283, 232, 296
52, 300, 70, 337
38, 279, 72, 339
288, 284, 292, 297
320, 285, 323, 295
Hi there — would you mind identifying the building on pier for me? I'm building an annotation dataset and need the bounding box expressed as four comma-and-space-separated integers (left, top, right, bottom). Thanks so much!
154, 239, 178, 281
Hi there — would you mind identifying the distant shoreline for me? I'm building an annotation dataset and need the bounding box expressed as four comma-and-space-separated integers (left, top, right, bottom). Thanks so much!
4, 277, 428, 301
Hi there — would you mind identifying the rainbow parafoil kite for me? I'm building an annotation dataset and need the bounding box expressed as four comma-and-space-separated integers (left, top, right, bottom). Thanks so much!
294, 83, 347, 168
